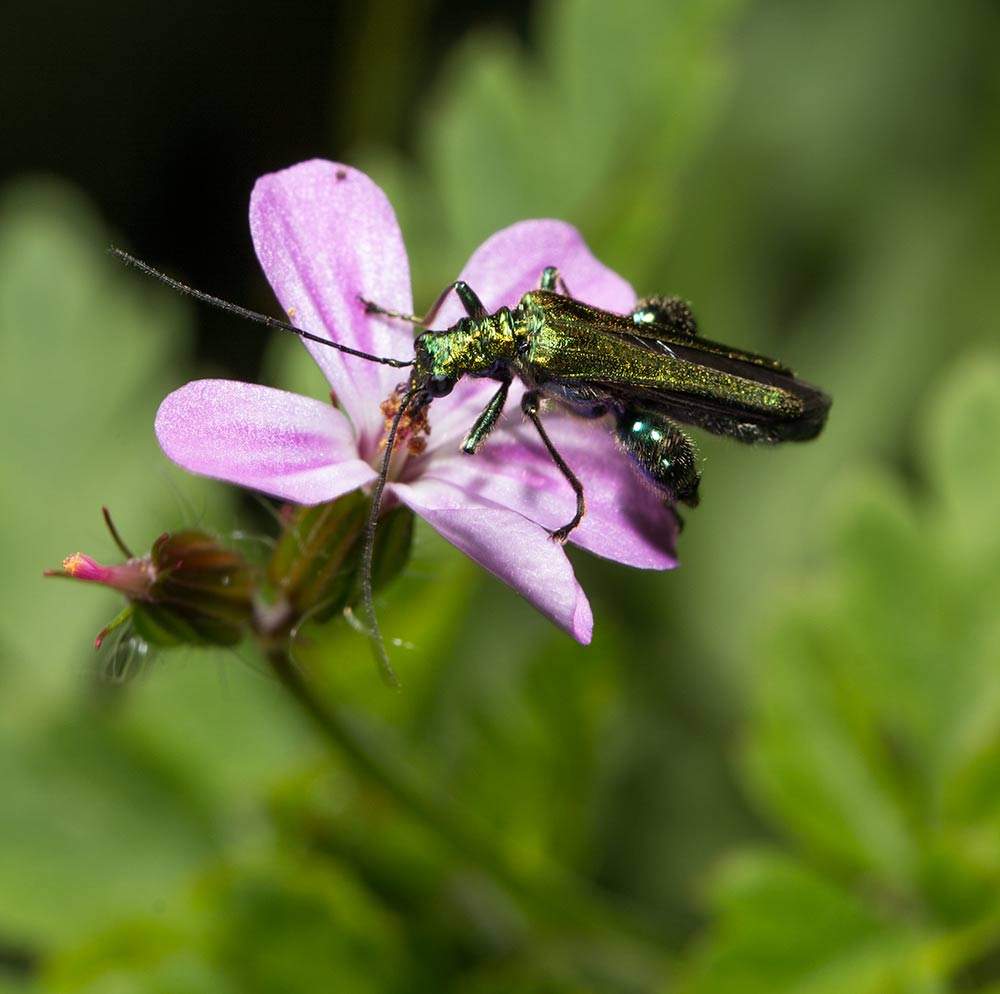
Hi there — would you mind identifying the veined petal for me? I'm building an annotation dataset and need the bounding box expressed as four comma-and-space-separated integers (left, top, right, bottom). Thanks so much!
392, 478, 593, 644
156, 380, 376, 504
423, 415, 678, 569
250, 160, 414, 457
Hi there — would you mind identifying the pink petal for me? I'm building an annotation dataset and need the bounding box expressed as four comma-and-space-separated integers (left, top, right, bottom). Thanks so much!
392, 478, 593, 643
429, 219, 637, 328
422, 415, 678, 569
156, 380, 376, 504
249, 160, 414, 458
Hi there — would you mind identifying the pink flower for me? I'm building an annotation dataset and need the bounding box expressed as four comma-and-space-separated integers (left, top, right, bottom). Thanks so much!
48, 551, 153, 598
155, 160, 678, 644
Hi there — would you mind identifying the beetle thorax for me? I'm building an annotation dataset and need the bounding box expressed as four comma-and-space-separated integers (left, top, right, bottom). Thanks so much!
417, 310, 519, 381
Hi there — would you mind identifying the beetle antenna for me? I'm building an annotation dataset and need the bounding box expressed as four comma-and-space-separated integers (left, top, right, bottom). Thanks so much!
109, 247, 415, 369
361, 386, 420, 687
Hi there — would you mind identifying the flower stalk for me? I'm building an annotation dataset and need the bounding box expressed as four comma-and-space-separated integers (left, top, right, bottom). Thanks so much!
265, 644, 673, 967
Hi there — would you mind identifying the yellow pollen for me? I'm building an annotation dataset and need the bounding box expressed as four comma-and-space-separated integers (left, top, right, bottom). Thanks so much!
62, 552, 87, 575
287, 306, 297, 319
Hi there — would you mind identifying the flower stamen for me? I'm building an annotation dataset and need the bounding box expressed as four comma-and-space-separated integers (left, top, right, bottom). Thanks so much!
380, 387, 430, 456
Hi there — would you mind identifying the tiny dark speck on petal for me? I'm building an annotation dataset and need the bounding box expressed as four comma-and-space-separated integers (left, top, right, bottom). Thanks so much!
336, 169, 347, 181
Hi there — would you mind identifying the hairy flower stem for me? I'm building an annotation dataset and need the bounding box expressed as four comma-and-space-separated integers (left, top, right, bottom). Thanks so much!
265, 647, 672, 969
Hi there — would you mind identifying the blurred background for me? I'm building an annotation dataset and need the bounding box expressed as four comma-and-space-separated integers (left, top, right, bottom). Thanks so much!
3, 0, 1000, 990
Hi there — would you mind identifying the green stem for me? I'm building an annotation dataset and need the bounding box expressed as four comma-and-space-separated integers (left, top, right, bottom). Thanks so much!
266, 647, 672, 969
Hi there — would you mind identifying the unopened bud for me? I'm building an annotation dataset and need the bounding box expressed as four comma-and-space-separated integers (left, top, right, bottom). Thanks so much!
46, 510, 255, 649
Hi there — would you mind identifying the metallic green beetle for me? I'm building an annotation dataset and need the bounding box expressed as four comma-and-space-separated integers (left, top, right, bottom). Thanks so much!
366, 266, 830, 541
113, 250, 831, 678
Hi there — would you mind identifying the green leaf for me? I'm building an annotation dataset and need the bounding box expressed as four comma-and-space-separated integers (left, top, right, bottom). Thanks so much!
724, 354, 1000, 987
43, 918, 226, 994
0, 708, 215, 947
923, 354, 1000, 564
682, 850, 919, 994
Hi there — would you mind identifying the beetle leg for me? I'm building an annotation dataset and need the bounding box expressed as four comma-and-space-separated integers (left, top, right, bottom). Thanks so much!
539, 266, 573, 298
521, 391, 586, 543
462, 379, 511, 454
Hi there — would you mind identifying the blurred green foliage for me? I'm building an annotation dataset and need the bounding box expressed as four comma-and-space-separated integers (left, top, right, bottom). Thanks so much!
2, 0, 999, 991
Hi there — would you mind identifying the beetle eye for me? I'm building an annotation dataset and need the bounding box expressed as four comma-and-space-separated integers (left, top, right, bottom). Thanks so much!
427, 374, 454, 398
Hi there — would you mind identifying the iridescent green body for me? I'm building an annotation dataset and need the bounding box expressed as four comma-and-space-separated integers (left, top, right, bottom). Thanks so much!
399, 268, 830, 526
416, 290, 816, 427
